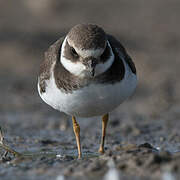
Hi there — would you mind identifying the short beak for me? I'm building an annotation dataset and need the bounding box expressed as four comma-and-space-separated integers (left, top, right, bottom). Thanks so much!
87, 59, 97, 77
90, 67, 95, 77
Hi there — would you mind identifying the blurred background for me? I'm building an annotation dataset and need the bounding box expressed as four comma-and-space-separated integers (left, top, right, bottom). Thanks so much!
0, 0, 179, 117
0, 0, 180, 179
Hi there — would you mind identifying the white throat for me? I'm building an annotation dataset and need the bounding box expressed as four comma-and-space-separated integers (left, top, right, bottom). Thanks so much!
60, 37, 114, 77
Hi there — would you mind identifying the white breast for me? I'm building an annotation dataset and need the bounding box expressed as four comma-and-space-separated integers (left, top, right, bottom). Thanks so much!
38, 59, 137, 117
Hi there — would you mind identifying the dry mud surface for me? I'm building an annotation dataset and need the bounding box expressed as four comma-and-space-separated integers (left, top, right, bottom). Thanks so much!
0, 1, 180, 180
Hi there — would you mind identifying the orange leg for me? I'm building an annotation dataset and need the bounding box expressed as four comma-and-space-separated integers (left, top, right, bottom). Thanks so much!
98, 114, 109, 154
72, 116, 82, 158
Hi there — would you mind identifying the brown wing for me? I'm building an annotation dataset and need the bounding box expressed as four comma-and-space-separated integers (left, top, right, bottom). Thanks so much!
107, 35, 136, 74
38, 37, 65, 94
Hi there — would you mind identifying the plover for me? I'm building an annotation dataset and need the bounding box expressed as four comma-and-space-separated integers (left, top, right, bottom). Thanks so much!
38, 24, 137, 158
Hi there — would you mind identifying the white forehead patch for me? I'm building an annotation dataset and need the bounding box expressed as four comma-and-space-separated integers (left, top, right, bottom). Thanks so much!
76, 48, 104, 58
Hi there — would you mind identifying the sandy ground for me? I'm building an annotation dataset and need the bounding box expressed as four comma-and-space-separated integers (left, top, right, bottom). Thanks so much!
0, 1, 180, 180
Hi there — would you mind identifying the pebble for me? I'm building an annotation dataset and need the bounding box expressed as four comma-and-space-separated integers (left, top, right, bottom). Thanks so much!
104, 159, 120, 180
162, 172, 176, 180
56, 175, 65, 180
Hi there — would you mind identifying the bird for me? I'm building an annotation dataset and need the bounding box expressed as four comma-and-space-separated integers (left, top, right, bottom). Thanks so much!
38, 24, 137, 158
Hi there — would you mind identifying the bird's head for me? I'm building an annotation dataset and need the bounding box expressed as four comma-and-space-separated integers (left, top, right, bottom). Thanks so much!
60, 24, 114, 78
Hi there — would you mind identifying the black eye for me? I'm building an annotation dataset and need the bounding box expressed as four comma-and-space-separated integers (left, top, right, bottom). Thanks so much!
70, 47, 79, 58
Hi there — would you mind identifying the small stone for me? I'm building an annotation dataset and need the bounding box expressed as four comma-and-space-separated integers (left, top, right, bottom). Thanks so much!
160, 137, 165, 142
138, 143, 154, 149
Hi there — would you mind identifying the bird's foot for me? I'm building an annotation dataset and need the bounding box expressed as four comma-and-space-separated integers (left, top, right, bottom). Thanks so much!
98, 147, 105, 154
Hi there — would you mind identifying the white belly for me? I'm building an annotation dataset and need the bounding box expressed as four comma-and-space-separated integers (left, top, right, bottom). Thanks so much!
38, 62, 137, 117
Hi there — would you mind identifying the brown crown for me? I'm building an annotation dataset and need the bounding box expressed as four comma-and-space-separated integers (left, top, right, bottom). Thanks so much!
67, 24, 107, 50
